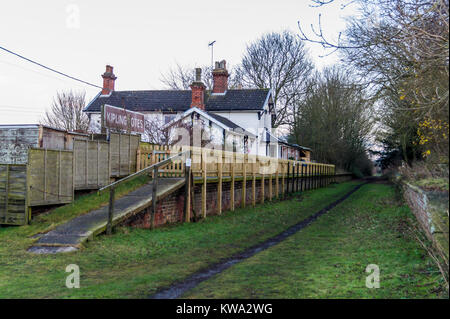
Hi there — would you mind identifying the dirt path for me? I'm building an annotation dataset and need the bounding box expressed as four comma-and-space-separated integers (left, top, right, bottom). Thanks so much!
150, 181, 369, 299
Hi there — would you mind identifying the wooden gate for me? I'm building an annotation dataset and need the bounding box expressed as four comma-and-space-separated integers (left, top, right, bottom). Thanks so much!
0, 164, 28, 225
73, 139, 110, 189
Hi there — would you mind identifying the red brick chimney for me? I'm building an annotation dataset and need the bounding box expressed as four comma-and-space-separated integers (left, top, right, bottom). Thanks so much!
212, 60, 229, 94
101, 65, 117, 95
190, 68, 206, 109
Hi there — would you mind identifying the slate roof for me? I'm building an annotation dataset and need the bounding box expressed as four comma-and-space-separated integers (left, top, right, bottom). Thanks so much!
277, 136, 312, 151
84, 89, 270, 113
206, 112, 242, 129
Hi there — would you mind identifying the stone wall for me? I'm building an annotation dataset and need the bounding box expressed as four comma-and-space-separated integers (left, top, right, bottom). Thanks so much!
402, 182, 449, 259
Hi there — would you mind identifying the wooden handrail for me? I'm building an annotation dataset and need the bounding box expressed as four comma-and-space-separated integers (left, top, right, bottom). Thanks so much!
99, 150, 190, 192
103, 149, 190, 235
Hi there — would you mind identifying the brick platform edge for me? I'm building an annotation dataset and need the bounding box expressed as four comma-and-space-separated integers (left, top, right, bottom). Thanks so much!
401, 182, 449, 260
124, 174, 354, 229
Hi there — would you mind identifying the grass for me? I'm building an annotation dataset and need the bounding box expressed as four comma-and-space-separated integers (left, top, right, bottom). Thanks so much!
413, 177, 449, 191
183, 182, 446, 299
30, 175, 151, 234
0, 181, 359, 298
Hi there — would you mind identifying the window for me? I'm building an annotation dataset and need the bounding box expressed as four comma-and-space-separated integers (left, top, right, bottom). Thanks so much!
164, 114, 176, 124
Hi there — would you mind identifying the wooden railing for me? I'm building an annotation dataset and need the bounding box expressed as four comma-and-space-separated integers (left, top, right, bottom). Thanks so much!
99, 150, 190, 234
135, 145, 336, 222
137, 145, 335, 181
96, 144, 337, 233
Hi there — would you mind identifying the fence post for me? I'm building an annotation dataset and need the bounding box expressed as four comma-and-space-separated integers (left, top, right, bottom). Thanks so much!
296, 162, 299, 192
202, 150, 207, 218
106, 186, 115, 235
317, 164, 320, 188
300, 163, 304, 191
320, 164, 323, 187
275, 167, 279, 199
287, 161, 290, 196
242, 154, 247, 208
184, 158, 191, 223
281, 161, 285, 198
317, 164, 319, 188
291, 162, 295, 193
305, 163, 311, 190
313, 164, 316, 189
334, 165, 336, 183
261, 159, 265, 204
252, 156, 256, 207
269, 161, 273, 201
218, 152, 223, 215
231, 152, 235, 211
136, 148, 141, 171
151, 166, 158, 229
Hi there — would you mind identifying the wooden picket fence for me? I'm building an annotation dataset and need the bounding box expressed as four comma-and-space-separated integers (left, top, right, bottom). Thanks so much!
136, 143, 336, 220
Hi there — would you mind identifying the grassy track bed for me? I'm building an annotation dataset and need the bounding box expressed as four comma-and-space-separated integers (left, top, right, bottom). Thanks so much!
0, 181, 359, 298
184, 183, 445, 299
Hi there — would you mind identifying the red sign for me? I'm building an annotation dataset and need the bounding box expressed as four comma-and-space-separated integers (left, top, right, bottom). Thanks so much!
102, 104, 145, 134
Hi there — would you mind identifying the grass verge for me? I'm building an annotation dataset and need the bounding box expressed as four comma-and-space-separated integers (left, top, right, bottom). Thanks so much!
29, 175, 151, 235
183, 183, 446, 298
1, 181, 358, 298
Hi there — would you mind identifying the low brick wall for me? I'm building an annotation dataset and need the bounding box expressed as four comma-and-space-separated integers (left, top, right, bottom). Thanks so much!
125, 174, 348, 229
402, 182, 449, 259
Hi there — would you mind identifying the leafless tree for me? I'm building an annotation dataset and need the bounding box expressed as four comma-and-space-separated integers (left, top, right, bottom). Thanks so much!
161, 64, 242, 91
144, 116, 172, 145
160, 64, 211, 90
144, 114, 215, 149
298, 0, 449, 163
234, 31, 314, 128
291, 66, 374, 174
41, 90, 89, 132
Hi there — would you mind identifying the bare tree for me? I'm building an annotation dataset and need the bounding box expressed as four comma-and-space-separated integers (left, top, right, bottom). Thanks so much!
298, 0, 449, 163
291, 66, 374, 174
160, 63, 241, 91
235, 31, 314, 127
144, 114, 215, 149
41, 91, 89, 132
144, 116, 172, 145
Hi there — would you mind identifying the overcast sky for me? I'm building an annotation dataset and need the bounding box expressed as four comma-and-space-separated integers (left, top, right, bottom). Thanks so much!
0, 0, 356, 124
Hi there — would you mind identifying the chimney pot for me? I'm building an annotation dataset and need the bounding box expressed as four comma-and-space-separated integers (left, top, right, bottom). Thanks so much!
212, 59, 229, 94
101, 65, 117, 95
190, 68, 206, 109
195, 68, 202, 82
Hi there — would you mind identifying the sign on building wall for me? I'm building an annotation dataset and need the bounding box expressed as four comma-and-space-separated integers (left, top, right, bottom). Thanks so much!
101, 104, 145, 134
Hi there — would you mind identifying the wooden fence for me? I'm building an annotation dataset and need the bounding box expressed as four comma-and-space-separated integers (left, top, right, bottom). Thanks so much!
136, 145, 336, 221
0, 133, 142, 225
137, 143, 184, 177
27, 148, 74, 207
1, 138, 336, 225
110, 133, 140, 177
0, 164, 28, 225
73, 139, 110, 190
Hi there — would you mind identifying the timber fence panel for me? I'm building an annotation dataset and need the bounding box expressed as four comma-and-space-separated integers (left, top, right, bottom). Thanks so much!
73, 139, 110, 190
28, 148, 73, 207
0, 164, 27, 225
110, 133, 140, 177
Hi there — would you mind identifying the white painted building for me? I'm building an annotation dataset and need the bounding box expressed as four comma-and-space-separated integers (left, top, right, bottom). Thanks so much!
84, 61, 280, 156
